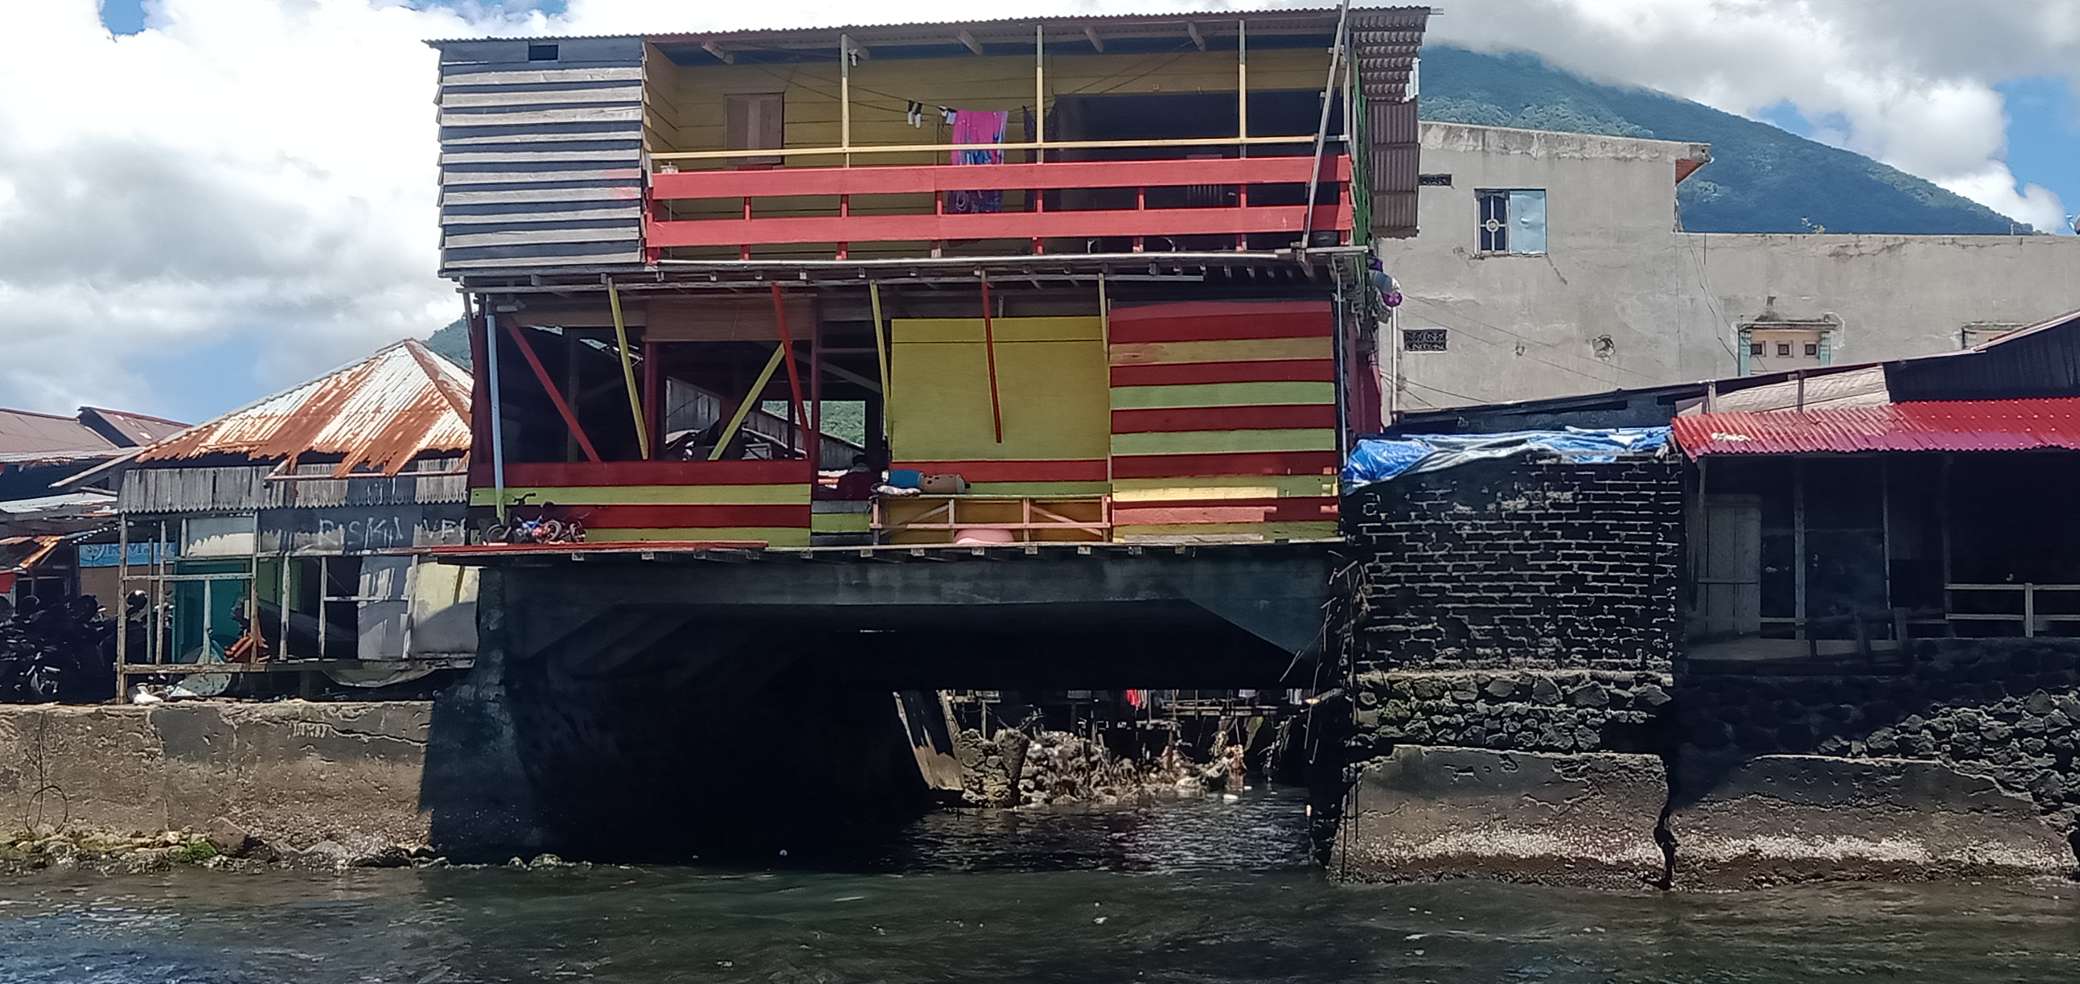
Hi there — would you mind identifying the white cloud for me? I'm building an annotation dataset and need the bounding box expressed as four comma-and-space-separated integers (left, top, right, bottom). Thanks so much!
2, 0, 2074, 420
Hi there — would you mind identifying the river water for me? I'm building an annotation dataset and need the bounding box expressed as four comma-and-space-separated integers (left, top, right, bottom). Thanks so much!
3, 790, 2077, 983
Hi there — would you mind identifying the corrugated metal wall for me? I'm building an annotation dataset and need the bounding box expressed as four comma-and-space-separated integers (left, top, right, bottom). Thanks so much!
119, 459, 469, 515
434, 37, 648, 275
1351, 9, 1429, 240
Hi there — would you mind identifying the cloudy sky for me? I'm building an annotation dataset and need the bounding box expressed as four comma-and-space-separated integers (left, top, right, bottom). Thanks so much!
4, 0, 2077, 424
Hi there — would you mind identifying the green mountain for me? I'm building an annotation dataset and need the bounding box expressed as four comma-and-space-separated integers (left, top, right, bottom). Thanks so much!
1420, 45, 2029, 234
425, 318, 472, 368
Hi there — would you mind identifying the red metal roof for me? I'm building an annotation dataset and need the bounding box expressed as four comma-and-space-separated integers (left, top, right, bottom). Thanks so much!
1673, 397, 2080, 457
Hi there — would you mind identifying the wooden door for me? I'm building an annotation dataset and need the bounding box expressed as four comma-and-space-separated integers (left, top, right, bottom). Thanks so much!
1697, 494, 1762, 638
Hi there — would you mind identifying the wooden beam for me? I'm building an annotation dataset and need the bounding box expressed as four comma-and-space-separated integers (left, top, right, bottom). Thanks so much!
979, 273, 1003, 444
1083, 25, 1104, 52
504, 322, 603, 464
769, 284, 809, 436
709, 345, 786, 461
956, 30, 984, 55
608, 282, 649, 460
1187, 21, 1207, 51
701, 41, 733, 64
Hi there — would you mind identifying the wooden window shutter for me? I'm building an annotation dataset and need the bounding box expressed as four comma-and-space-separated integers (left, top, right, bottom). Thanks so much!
726, 93, 784, 167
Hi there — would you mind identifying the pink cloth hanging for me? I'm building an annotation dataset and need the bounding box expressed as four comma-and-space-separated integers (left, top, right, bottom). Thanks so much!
947, 110, 1008, 214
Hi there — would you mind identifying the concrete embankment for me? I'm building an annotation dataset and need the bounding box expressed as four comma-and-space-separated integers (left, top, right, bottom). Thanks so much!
0, 702, 432, 864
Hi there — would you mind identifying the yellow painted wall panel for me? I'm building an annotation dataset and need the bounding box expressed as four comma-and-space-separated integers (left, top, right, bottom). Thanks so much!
1110, 475, 1338, 502
1110, 428, 1337, 456
1110, 381, 1336, 409
889, 316, 1109, 464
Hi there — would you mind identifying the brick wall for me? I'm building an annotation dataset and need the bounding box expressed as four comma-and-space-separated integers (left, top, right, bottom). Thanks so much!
1341, 456, 1684, 674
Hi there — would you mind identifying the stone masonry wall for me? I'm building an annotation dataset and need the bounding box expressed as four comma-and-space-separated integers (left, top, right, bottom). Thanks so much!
1342, 455, 1683, 674
1679, 639, 2080, 827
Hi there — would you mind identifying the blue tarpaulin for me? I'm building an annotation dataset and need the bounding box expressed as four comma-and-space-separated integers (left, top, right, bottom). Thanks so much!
1342, 427, 1672, 490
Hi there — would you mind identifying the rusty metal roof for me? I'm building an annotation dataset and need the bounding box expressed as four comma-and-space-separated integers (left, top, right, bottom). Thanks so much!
79, 407, 188, 447
1673, 397, 2080, 458
133, 340, 472, 477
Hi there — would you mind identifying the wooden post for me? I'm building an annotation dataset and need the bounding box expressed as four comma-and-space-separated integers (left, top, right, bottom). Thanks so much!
1236, 18, 1249, 252
869, 281, 892, 448
153, 520, 167, 666
1793, 459, 1807, 643
1098, 271, 1112, 493
979, 273, 1004, 444
642, 340, 661, 458
840, 34, 853, 166
2025, 583, 2038, 638
114, 519, 128, 700
1300, 0, 1354, 249
1940, 453, 1955, 636
608, 282, 650, 459
1034, 25, 1045, 164
811, 302, 824, 471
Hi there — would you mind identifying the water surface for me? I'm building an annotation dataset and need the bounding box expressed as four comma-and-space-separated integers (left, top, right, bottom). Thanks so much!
3, 791, 2076, 983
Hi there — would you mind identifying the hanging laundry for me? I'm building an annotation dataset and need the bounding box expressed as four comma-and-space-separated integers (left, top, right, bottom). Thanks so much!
905, 102, 924, 128
947, 109, 1008, 214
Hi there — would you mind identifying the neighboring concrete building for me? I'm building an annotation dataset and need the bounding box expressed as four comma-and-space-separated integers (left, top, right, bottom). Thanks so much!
1374, 121, 2080, 413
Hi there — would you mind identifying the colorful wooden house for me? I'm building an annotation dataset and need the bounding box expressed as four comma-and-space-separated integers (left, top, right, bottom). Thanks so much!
434, 8, 1430, 549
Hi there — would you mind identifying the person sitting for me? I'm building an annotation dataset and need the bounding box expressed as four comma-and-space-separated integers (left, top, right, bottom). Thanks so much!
832, 454, 880, 501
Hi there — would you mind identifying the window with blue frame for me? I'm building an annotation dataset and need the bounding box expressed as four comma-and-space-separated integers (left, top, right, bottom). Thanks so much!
1476, 189, 1547, 254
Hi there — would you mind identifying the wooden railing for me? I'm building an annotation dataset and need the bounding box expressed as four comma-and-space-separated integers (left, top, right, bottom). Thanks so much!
1946, 583, 2080, 637
646, 152, 1353, 257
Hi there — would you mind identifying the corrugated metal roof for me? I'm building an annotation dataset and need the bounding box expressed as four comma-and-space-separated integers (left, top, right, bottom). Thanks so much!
427, 6, 1418, 46
1673, 397, 2080, 458
80, 407, 189, 446
133, 340, 472, 477
0, 408, 117, 458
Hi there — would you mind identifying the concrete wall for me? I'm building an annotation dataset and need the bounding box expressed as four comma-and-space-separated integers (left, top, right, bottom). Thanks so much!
1376, 122, 2080, 409
0, 702, 431, 852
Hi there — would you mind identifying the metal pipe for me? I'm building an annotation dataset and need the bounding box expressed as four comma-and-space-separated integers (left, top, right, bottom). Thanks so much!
484, 304, 509, 523
1299, 0, 1355, 249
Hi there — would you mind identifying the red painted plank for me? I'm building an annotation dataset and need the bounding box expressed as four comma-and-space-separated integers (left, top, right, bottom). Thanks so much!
1111, 405, 1337, 434
648, 204, 1350, 249
1107, 301, 1334, 344
556, 503, 809, 529
1114, 496, 1339, 526
1109, 451, 1340, 479
1109, 359, 1337, 387
651, 155, 1352, 201
502, 460, 807, 487
891, 459, 1108, 482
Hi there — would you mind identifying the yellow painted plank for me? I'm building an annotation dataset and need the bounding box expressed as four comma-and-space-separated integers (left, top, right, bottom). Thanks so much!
810, 512, 871, 534
895, 316, 1102, 345
469, 484, 808, 507
585, 527, 811, 546
1110, 428, 1338, 456
966, 481, 1115, 497
1114, 521, 1340, 542
1108, 337, 1329, 366
1111, 475, 1339, 502
1110, 381, 1336, 410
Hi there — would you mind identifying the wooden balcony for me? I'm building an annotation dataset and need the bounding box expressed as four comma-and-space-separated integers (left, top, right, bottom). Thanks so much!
645, 152, 1353, 260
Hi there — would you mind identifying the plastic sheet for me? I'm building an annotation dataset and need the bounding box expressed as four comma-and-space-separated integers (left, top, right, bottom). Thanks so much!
1342, 427, 1672, 490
